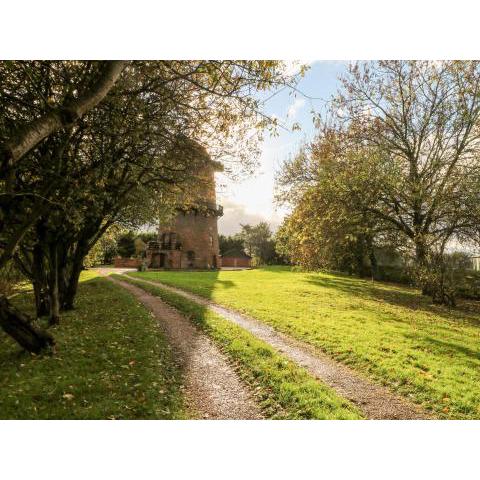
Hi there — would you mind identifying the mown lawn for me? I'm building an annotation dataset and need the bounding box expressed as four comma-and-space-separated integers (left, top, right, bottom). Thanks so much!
129, 266, 480, 419
0, 272, 186, 419
116, 274, 362, 419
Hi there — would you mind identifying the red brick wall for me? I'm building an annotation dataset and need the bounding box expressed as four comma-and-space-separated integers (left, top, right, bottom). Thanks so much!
156, 149, 223, 270
221, 256, 251, 268
172, 211, 221, 269
113, 257, 142, 268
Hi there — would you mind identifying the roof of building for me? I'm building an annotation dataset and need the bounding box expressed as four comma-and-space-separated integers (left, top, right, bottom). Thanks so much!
221, 249, 252, 258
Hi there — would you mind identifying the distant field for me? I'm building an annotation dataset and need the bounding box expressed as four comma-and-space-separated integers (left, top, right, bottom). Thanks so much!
130, 266, 480, 419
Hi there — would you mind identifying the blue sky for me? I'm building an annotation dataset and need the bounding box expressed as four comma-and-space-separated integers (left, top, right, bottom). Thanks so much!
217, 61, 348, 235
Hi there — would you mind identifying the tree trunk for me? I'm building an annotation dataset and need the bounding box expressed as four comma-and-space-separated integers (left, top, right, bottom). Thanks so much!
57, 242, 69, 306
48, 244, 60, 325
368, 243, 378, 280
414, 240, 431, 295
32, 243, 49, 317
415, 241, 427, 265
0, 295, 54, 353
33, 282, 49, 317
354, 236, 367, 277
62, 255, 84, 311
61, 235, 91, 311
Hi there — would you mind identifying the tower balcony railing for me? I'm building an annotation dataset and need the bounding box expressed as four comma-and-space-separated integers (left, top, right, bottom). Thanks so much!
147, 241, 160, 250
177, 200, 223, 217
147, 240, 182, 251
210, 203, 223, 217
161, 241, 182, 250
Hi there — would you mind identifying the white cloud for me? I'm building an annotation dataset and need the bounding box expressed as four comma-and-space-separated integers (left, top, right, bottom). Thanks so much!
287, 98, 306, 119
217, 198, 281, 236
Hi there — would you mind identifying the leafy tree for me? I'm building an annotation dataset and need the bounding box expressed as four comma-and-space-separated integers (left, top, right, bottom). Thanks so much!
219, 234, 245, 256
278, 61, 480, 305
1, 61, 126, 167
137, 232, 158, 244
334, 61, 480, 302
84, 225, 121, 267
0, 61, 126, 351
276, 130, 384, 275
0, 60, 298, 351
239, 222, 278, 265
117, 232, 136, 258
134, 238, 146, 257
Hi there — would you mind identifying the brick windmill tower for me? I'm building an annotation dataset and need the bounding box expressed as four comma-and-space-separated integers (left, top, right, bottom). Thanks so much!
146, 141, 223, 269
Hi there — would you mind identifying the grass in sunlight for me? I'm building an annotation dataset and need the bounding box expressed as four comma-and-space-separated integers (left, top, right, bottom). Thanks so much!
129, 266, 480, 419
116, 274, 362, 419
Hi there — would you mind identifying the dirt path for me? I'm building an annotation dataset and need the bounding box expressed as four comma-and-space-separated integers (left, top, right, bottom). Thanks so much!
133, 277, 430, 420
107, 276, 262, 420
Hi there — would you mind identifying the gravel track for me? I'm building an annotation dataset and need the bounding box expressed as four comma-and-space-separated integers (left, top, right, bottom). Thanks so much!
132, 276, 431, 420
106, 276, 263, 420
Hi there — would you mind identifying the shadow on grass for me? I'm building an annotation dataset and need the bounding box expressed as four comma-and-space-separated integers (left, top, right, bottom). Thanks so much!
419, 336, 480, 363
0, 276, 186, 419
130, 269, 235, 299
303, 273, 480, 326
119, 274, 363, 419
133, 266, 480, 327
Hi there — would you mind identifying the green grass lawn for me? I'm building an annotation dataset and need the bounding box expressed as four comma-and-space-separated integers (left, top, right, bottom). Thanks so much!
129, 266, 480, 419
0, 272, 186, 419
116, 274, 362, 419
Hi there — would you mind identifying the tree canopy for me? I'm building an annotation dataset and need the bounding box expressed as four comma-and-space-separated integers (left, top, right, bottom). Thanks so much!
0, 60, 298, 352
277, 61, 480, 304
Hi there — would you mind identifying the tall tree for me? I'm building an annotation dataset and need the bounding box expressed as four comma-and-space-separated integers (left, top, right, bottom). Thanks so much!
333, 61, 480, 267
276, 130, 383, 274
219, 234, 246, 255
1, 60, 297, 351
239, 222, 277, 265
278, 61, 480, 304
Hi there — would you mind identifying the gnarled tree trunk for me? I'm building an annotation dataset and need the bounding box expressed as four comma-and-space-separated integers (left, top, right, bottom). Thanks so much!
47, 243, 60, 325
0, 295, 54, 353
32, 243, 49, 317
61, 236, 90, 311
414, 239, 431, 296
62, 261, 82, 311
367, 236, 378, 280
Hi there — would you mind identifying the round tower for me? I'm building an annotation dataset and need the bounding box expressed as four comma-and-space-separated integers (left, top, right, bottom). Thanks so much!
147, 141, 223, 269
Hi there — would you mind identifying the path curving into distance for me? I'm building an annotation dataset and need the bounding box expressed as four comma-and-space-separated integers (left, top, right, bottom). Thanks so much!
106, 276, 262, 420
130, 276, 431, 420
